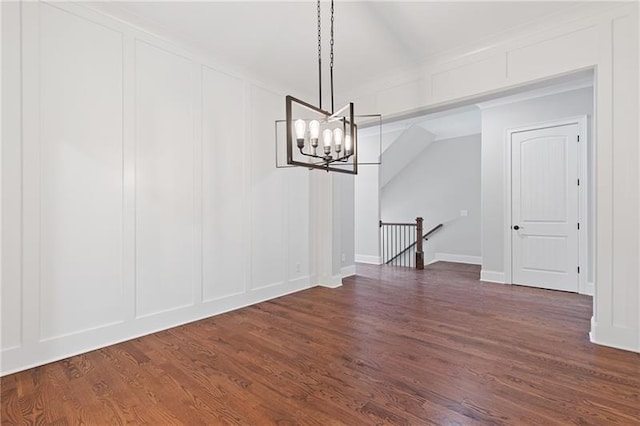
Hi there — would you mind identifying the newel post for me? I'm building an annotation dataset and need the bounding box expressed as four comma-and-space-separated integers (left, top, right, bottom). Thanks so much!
415, 217, 424, 270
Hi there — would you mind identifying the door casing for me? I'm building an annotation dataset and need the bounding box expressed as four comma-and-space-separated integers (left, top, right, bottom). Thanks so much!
504, 116, 590, 294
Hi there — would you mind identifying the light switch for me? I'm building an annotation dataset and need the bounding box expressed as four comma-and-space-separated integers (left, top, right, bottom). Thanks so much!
460, 210, 468, 217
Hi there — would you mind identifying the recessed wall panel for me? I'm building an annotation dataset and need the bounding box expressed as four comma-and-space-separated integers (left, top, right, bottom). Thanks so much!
202, 67, 246, 300
507, 26, 597, 83
135, 41, 195, 317
2, 1, 23, 349
287, 168, 310, 280
250, 85, 286, 289
431, 55, 506, 102
39, 4, 124, 339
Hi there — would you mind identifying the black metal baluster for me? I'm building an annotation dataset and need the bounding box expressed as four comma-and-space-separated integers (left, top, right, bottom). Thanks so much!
391, 226, 394, 265
413, 222, 416, 268
384, 225, 386, 264
394, 225, 397, 266
397, 226, 400, 267
384, 225, 386, 263
402, 226, 405, 267
406, 227, 409, 268
382, 225, 385, 263
385, 225, 388, 263
389, 225, 391, 264
387, 225, 390, 264
404, 226, 408, 267
413, 229, 416, 267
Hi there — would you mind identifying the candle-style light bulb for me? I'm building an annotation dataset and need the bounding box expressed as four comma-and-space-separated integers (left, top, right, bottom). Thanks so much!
344, 134, 352, 155
322, 129, 333, 156
294, 119, 306, 149
333, 128, 343, 153
309, 120, 320, 148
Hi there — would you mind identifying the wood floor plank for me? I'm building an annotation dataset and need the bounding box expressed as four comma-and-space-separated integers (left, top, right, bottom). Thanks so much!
2, 262, 639, 424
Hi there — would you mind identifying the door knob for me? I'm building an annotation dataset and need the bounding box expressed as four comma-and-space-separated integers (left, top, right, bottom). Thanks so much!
513, 225, 520, 230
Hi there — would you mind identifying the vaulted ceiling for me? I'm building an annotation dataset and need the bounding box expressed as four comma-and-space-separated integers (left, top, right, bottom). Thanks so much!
91, 1, 592, 96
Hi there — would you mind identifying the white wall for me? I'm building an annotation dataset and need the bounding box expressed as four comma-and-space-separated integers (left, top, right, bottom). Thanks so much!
354, 130, 381, 265
346, 3, 639, 352
354, 166, 380, 264
1, 1, 315, 375
354, 126, 406, 264
480, 87, 594, 289
338, 174, 356, 277
380, 126, 435, 188
381, 134, 481, 265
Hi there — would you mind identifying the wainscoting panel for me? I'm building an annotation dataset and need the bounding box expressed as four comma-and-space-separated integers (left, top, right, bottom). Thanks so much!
202, 66, 247, 301
287, 167, 310, 281
249, 84, 287, 290
1, 1, 23, 350
134, 40, 196, 318
38, 3, 125, 340
1, 1, 315, 375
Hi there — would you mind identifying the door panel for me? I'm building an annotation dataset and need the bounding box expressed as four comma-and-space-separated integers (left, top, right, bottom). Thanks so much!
512, 124, 579, 292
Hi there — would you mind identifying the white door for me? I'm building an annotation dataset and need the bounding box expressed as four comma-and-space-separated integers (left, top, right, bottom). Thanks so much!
511, 123, 579, 292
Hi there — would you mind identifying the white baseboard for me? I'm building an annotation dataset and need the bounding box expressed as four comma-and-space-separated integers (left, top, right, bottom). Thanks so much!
480, 270, 506, 284
341, 265, 356, 278
1, 276, 313, 376
355, 254, 381, 265
581, 281, 594, 296
318, 274, 343, 289
589, 316, 596, 343
434, 253, 482, 265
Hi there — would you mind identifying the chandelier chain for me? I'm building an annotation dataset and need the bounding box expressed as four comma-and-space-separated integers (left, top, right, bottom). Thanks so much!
330, 1, 334, 70
317, 0, 322, 109
330, 0, 335, 112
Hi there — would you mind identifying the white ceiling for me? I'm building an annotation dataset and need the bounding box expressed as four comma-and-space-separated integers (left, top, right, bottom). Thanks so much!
91, 1, 591, 96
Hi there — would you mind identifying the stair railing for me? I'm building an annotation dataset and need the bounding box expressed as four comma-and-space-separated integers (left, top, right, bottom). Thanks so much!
379, 217, 443, 269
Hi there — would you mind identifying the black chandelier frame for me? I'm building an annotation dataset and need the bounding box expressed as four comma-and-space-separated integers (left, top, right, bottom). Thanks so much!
285, 95, 358, 174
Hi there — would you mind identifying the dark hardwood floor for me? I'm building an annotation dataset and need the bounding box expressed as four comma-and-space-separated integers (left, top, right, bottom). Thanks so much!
2, 262, 639, 425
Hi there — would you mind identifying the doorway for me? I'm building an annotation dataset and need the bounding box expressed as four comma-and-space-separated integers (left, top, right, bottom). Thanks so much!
507, 117, 588, 293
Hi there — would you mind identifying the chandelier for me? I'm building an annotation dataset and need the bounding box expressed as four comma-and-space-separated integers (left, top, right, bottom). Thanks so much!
284, 0, 360, 174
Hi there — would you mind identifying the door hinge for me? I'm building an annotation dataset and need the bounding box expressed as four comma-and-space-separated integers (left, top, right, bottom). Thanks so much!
577, 266, 580, 274
577, 178, 580, 186
577, 135, 580, 142
577, 222, 580, 230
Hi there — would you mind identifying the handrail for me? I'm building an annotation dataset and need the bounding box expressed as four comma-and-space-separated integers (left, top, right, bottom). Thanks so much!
379, 220, 416, 227
385, 223, 443, 266
424, 223, 443, 239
